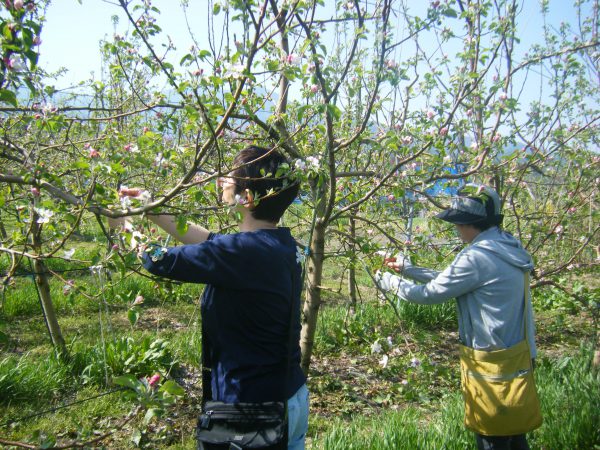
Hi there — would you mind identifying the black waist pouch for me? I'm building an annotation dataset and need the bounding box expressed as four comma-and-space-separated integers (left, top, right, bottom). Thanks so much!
196, 401, 287, 450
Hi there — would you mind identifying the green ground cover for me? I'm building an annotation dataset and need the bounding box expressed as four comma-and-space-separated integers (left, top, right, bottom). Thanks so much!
0, 225, 598, 449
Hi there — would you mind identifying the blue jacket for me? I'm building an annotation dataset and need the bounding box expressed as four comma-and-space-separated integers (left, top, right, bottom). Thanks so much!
377, 227, 537, 357
143, 227, 306, 402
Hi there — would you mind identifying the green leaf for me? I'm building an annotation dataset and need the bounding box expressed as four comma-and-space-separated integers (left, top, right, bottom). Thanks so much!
159, 380, 185, 397
442, 7, 458, 18
39, 435, 57, 449
326, 104, 342, 120
144, 407, 161, 425
0, 89, 18, 107
128, 308, 140, 327
213, 3, 221, 15
179, 54, 193, 66
267, 60, 280, 71
113, 374, 141, 391
0, 330, 9, 346
198, 49, 212, 61
176, 215, 188, 236
131, 428, 142, 447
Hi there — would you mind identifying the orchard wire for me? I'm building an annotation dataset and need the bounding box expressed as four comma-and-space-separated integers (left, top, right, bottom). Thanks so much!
0, 387, 127, 429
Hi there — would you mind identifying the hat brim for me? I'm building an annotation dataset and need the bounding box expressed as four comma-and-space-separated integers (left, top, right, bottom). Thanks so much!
435, 208, 484, 225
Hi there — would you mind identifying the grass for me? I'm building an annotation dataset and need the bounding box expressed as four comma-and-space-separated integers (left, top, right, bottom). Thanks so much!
312, 346, 600, 450
0, 217, 598, 448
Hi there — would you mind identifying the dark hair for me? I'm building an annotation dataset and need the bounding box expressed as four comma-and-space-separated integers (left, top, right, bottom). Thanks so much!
468, 194, 504, 231
232, 146, 300, 223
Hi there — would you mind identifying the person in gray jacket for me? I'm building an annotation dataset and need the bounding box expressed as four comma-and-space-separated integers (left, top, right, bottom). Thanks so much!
375, 184, 537, 450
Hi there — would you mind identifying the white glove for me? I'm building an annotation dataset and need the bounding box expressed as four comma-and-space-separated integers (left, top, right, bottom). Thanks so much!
374, 270, 402, 293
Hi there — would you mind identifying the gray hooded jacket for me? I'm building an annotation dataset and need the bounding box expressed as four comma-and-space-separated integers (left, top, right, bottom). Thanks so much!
377, 227, 537, 356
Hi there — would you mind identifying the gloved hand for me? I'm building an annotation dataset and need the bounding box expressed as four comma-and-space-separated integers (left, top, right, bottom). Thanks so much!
374, 270, 402, 293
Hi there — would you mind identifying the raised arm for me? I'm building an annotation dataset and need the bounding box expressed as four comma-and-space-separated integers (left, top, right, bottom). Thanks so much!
117, 187, 211, 244
146, 214, 210, 245
383, 252, 439, 282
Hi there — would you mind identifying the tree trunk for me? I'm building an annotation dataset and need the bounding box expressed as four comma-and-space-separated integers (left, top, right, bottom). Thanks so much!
32, 221, 68, 358
348, 213, 357, 307
299, 221, 326, 374
0, 214, 7, 239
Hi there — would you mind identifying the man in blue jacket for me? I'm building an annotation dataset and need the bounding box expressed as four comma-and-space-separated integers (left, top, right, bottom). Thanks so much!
141, 146, 309, 449
376, 184, 537, 450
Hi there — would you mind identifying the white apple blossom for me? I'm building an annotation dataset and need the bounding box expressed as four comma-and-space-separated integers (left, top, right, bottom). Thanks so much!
294, 159, 306, 171
138, 190, 152, 205
34, 208, 54, 224
371, 341, 382, 354
306, 156, 320, 170
8, 56, 26, 71
379, 354, 389, 368
89, 265, 104, 275
223, 62, 245, 79
63, 249, 75, 259
120, 195, 132, 209
286, 53, 301, 65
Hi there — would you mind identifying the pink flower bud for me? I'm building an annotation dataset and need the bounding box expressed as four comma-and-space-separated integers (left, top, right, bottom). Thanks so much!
492, 133, 501, 143
148, 373, 161, 387
498, 91, 508, 101
466, 108, 474, 117
33, 35, 41, 46
31, 187, 40, 197
143, 127, 149, 133
112, 244, 119, 251
439, 126, 449, 136
310, 84, 319, 94
426, 109, 435, 119
132, 295, 144, 306
89, 148, 100, 158
13, 0, 24, 10
387, 194, 395, 201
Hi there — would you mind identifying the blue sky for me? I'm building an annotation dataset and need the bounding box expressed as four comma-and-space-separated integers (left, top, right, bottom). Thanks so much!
39, 1, 584, 89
